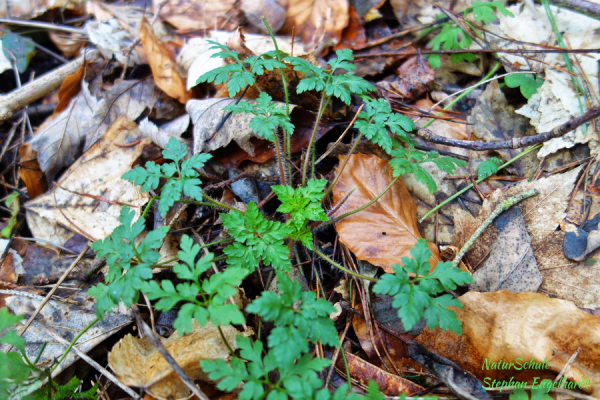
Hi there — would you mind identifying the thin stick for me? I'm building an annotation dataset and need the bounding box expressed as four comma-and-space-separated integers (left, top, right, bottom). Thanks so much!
0, 18, 86, 34
417, 105, 600, 150
451, 190, 539, 268
17, 244, 89, 339
316, 103, 364, 166
37, 324, 140, 399
0, 48, 100, 121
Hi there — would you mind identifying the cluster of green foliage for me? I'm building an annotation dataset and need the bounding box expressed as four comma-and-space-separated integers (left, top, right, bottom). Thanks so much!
82, 41, 473, 398
0, 308, 98, 399
424, 1, 514, 68
423, 2, 543, 99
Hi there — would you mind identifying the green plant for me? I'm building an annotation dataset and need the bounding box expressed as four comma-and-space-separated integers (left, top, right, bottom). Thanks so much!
122, 137, 212, 217
89, 206, 169, 318
510, 384, 553, 400
143, 235, 250, 334
87, 35, 473, 399
424, 1, 514, 68
373, 239, 473, 334
0, 307, 98, 399
477, 157, 502, 180
505, 73, 544, 99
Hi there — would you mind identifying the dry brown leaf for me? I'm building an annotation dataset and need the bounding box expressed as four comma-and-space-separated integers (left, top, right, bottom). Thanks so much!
140, 18, 191, 104
470, 208, 542, 293
18, 143, 46, 200
30, 80, 100, 182
537, 231, 600, 309
85, 78, 158, 150
25, 118, 150, 245
55, 63, 85, 114
417, 291, 600, 397
157, 0, 240, 32
5, 289, 132, 378
332, 154, 440, 273
0, 0, 84, 19
281, 0, 349, 50
335, 350, 424, 395
333, 6, 367, 50
453, 166, 582, 270
109, 323, 245, 399
377, 55, 434, 101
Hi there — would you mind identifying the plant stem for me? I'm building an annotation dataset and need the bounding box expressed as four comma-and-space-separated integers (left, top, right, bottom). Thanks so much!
421, 62, 500, 130
52, 317, 99, 372
318, 176, 400, 230
419, 143, 541, 222
218, 325, 235, 356
141, 196, 159, 219
201, 193, 244, 213
451, 189, 539, 268
321, 130, 365, 202
314, 247, 378, 282
262, 16, 293, 181
302, 92, 329, 185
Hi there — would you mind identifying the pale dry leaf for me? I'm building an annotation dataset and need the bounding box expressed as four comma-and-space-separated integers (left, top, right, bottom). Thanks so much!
452, 166, 582, 269
187, 98, 295, 156
85, 19, 140, 66
84, 78, 158, 150
332, 153, 440, 273
0, 0, 84, 19
157, 0, 239, 32
140, 18, 191, 104
139, 115, 189, 149
417, 291, 600, 397
30, 80, 100, 182
469, 208, 542, 293
25, 118, 150, 245
178, 38, 223, 90
281, 0, 350, 50
4, 291, 132, 378
242, 0, 287, 33
109, 322, 246, 399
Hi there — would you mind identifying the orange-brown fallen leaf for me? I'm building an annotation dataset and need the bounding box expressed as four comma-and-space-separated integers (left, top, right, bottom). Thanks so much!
281, 0, 349, 50
140, 18, 191, 104
157, 0, 241, 32
332, 154, 439, 273
417, 291, 600, 397
335, 350, 425, 396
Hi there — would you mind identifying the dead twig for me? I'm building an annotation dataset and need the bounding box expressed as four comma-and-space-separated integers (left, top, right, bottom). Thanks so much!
0, 48, 100, 122
417, 105, 600, 150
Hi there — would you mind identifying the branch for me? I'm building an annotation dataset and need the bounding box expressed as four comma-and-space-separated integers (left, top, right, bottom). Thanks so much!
416, 105, 600, 150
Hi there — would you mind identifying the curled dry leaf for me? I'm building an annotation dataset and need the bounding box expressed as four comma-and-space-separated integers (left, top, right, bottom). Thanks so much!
417, 291, 600, 397
281, 0, 350, 50
140, 18, 191, 104
85, 78, 158, 150
139, 115, 189, 149
109, 322, 246, 399
332, 153, 439, 273
377, 55, 434, 101
25, 118, 150, 245
335, 349, 425, 396
187, 98, 295, 156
